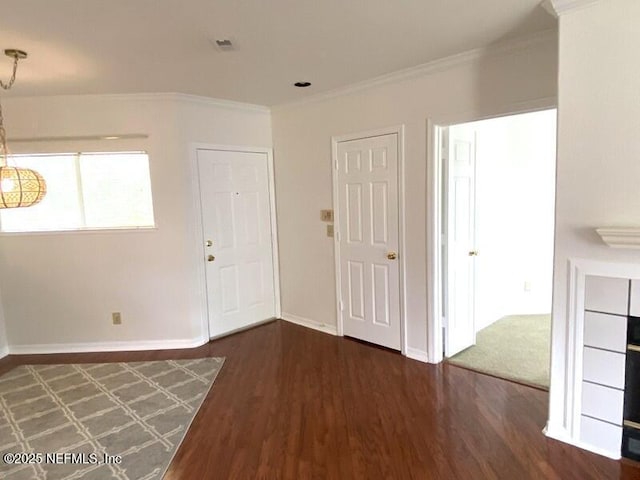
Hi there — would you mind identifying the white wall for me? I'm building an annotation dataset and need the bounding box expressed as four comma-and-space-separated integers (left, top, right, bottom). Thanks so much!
272, 33, 558, 355
548, 0, 640, 438
0, 94, 271, 351
461, 109, 556, 331
0, 287, 7, 357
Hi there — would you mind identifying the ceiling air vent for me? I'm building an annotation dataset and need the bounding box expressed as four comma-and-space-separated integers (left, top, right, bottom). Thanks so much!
213, 39, 234, 51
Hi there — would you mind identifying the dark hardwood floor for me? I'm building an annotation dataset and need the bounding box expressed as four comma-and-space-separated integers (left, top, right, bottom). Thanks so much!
2, 320, 640, 479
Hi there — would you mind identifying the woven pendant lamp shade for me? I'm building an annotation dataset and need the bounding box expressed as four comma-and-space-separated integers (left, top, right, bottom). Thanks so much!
0, 165, 47, 208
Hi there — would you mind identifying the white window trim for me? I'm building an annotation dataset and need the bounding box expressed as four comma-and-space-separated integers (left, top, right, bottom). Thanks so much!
0, 226, 158, 237
0, 150, 156, 234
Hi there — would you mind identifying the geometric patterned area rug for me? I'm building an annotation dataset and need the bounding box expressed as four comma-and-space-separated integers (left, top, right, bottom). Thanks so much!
0, 358, 224, 480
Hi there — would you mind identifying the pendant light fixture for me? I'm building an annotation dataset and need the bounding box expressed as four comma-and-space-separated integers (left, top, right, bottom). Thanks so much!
0, 49, 46, 209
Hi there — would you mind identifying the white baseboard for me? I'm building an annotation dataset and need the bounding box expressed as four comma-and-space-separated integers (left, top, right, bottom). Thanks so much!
280, 313, 338, 336
280, 315, 432, 364
0, 344, 9, 359
543, 423, 621, 460
405, 347, 430, 363
543, 422, 572, 445
8, 336, 209, 355
209, 317, 276, 340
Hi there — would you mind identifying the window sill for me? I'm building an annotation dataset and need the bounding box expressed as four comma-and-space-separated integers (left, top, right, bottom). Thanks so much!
0, 226, 158, 236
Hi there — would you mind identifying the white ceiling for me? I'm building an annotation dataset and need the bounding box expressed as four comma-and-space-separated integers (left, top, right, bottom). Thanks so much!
0, 0, 555, 106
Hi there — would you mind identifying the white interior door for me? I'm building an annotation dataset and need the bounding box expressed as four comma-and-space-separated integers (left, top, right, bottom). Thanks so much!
335, 133, 401, 350
197, 149, 276, 337
444, 125, 478, 356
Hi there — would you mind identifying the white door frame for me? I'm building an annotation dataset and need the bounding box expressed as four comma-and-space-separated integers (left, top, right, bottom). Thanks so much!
426, 98, 557, 363
331, 125, 407, 355
190, 143, 281, 340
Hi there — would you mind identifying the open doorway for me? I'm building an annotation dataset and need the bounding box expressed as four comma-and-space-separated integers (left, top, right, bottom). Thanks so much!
440, 108, 556, 389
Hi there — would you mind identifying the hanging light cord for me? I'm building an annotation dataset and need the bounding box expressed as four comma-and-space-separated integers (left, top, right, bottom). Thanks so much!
0, 100, 7, 166
0, 53, 18, 91
0, 53, 19, 166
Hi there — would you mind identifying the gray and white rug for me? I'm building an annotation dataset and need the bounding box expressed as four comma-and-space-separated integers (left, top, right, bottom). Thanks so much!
0, 357, 224, 480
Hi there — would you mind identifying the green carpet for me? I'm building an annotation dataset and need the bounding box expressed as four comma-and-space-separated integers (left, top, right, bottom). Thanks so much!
447, 314, 551, 389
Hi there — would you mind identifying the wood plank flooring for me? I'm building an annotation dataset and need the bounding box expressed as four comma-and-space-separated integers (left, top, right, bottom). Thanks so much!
1, 320, 640, 479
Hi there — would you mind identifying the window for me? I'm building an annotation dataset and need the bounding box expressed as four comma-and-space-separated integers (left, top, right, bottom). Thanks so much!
0, 152, 155, 233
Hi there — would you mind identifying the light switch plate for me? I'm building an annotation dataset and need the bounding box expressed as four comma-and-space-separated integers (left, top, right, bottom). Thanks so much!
320, 209, 334, 222
326, 224, 334, 237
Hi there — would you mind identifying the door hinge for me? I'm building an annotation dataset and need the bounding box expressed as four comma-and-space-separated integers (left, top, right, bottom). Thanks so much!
339, 300, 344, 311
334, 158, 339, 170
442, 316, 448, 328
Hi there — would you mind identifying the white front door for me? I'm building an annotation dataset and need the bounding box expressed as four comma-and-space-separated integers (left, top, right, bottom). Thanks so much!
444, 125, 478, 356
197, 149, 276, 337
335, 133, 401, 350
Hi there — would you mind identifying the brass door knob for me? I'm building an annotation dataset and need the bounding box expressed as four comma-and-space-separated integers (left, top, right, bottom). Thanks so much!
207, 255, 215, 262
206, 240, 213, 247
468, 251, 479, 257
387, 252, 398, 260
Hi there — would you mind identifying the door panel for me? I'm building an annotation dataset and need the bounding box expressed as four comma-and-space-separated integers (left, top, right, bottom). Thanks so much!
372, 264, 390, 326
336, 133, 401, 350
348, 261, 365, 320
197, 149, 276, 337
444, 125, 478, 356
371, 182, 388, 244
347, 184, 364, 243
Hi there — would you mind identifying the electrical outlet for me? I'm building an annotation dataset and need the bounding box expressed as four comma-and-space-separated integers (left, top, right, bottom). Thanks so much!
524, 281, 532, 292
320, 209, 334, 222
112, 312, 122, 325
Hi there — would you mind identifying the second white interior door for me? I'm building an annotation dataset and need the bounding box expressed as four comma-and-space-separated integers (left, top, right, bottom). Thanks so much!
444, 125, 478, 357
197, 148, 276, 338
335, 133, 401, 350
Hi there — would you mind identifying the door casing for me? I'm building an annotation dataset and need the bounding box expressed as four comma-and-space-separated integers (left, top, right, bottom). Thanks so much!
426, 97, 557, 364
331, 125, 407, 355
190, 143, 281, 340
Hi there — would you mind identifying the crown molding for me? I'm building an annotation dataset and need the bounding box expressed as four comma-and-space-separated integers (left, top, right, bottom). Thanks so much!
541, 0, 601, 17
273, 29, 557, 111
160, 93, 271, 113
97, 92, 271, 114
4, 92, 271, 114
